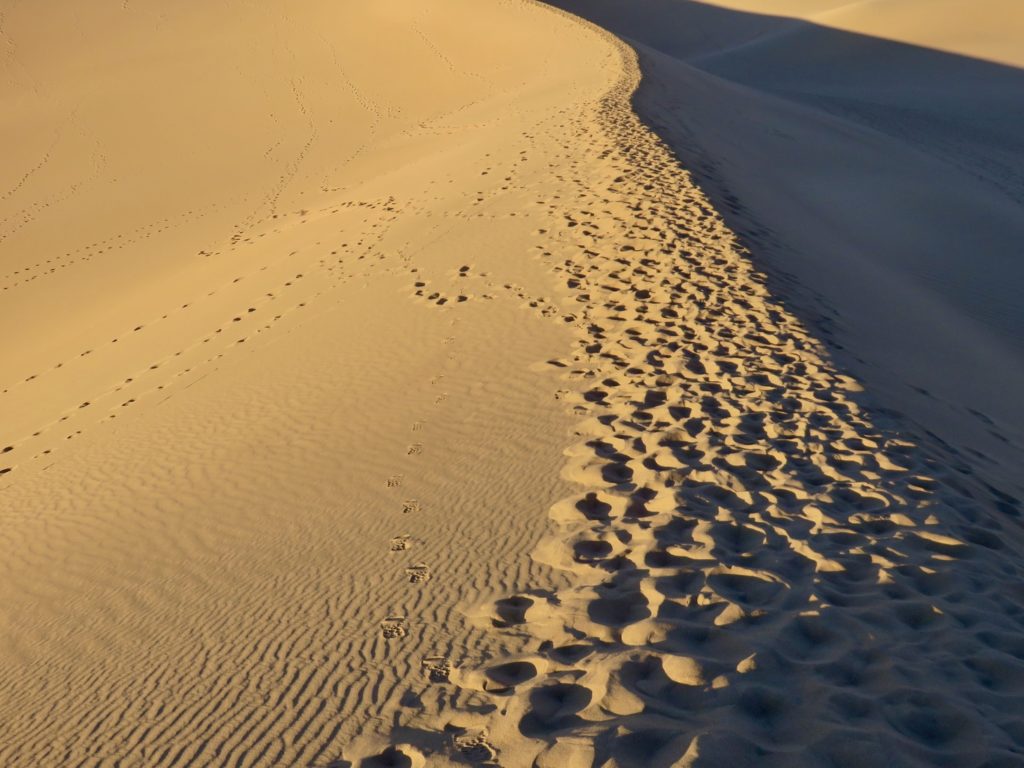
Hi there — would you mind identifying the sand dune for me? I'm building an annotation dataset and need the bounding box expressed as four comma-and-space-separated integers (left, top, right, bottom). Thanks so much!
551, 0, 1024, 489
1, 1, 614, 764
2, 0, 1023, 766
358, 12, 1024, 763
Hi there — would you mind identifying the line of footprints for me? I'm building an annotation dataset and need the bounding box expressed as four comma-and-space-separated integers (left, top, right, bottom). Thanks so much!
379, 368, 450, 651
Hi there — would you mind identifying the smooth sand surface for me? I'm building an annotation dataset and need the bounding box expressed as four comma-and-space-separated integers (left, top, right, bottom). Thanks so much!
2, 1, 1023, 766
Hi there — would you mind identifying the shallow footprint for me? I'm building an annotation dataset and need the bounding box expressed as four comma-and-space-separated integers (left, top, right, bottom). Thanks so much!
381, 616, 408, 639
422, 655, 452, 683
450, 729, 497, 764
405, 564, 431, 584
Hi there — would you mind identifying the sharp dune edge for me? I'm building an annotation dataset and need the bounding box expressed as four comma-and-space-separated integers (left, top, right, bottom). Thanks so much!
552, 0, 1024, 479
1, 3, 1022, 768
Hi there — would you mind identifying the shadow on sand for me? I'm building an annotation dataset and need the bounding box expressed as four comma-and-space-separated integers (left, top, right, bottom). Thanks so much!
549, 0, 1024, 486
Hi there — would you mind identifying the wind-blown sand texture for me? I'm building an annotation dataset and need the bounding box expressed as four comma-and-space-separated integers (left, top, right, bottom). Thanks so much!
2, 1, 1023, 767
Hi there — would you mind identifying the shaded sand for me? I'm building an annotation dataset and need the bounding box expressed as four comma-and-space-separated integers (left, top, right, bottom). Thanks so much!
550, 0, 1024, 486
2, 1, 1024, 767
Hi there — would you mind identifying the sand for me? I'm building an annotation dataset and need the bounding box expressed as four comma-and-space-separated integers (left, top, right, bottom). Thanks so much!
2, 1, 1023, 766
551, 0, 1024, 488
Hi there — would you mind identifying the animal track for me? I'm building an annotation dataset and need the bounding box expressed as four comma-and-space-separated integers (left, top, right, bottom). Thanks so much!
0, 196, 402, 475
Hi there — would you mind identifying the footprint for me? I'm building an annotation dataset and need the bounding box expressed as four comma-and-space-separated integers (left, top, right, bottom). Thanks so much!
402, 499, 421, 514
493, 595, 533, 627
390, 535, 411, 552
361, 745, 424, 768
485, 660, 540, 689
381, 616, 408, 639
387, 475, 403, 488
405, 564, 431, 584
407, 443, 423, 456
451, 730, 497, 763
520, 683, 593, 736
422, 655, 452, 683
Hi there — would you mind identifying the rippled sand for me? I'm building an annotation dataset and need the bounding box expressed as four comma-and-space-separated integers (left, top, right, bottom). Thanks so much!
2, 2, 1022, 766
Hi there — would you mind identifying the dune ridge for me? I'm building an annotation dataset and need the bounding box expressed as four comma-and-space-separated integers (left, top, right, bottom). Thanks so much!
366, 5, 1024, 766
549, 0, 1024, 493
2, 1, 1022, 766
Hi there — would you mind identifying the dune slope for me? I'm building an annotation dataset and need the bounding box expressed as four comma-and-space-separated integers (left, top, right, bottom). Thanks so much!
550, 0, 1024, 492
0, 1, 617, 765
361, 5, 1024, 767
3, 1, 1024, 767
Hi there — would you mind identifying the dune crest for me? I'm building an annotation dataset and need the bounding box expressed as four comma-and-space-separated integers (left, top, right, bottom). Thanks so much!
550, 0, 1024, 484
363, 6, 1024, 767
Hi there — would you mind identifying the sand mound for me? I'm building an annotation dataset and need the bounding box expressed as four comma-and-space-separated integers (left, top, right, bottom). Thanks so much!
2, 1, 1023, 766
